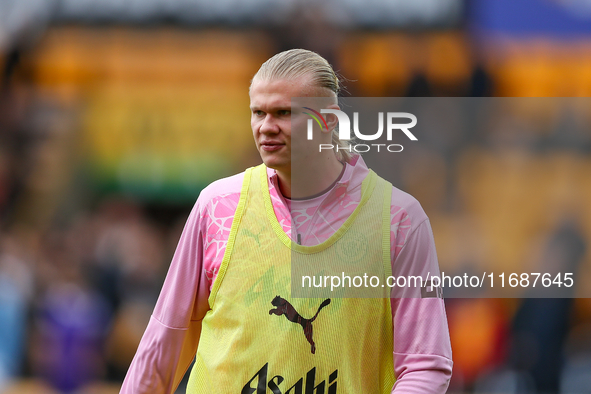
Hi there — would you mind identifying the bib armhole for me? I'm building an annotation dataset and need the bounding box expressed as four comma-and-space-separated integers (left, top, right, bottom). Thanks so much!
382, 181, 393, 293
208, 167, 253, 308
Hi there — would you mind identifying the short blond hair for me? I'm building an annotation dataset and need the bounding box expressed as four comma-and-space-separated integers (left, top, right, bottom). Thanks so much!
252, 49, 354, 163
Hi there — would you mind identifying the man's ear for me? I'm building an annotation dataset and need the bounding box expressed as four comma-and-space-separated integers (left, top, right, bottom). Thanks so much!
323, 103, 340, 135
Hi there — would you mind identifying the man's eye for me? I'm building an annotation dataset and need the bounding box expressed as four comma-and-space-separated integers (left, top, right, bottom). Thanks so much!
253, 110, 264, 116
278, 110, 291, 116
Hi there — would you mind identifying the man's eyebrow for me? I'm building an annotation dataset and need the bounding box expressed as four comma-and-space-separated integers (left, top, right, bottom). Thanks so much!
275, 102, 294, 109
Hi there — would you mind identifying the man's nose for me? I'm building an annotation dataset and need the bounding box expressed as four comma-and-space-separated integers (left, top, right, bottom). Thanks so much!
260, 114, 280, 134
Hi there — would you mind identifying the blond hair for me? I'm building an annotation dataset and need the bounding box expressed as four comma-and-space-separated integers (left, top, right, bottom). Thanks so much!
252, 49, 354, 163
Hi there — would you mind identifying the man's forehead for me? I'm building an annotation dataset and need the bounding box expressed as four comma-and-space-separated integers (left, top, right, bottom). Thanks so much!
250, 82, 296, 108
249, 92, 292, 109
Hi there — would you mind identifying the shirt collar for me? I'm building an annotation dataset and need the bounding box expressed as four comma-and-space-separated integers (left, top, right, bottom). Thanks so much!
266, 154, 369, 197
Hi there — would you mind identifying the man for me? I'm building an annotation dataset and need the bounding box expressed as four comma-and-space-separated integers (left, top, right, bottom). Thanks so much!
120, 49, 452, 393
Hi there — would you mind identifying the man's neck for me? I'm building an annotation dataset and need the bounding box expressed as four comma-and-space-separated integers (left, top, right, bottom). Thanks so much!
275, 157, 345, 199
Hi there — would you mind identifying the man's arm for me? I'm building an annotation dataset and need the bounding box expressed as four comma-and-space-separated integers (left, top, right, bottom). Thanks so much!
390, 217, 453, 393
120, 202, 211, 394
391, 297, 453, 393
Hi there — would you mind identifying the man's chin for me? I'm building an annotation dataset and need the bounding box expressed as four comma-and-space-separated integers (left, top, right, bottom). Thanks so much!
260, 158, 290, 172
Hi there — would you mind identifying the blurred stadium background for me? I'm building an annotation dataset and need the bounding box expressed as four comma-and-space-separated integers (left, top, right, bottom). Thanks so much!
1, 0, 591, 393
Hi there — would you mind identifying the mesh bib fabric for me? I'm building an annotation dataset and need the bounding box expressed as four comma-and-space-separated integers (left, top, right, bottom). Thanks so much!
187, 164, 395, 393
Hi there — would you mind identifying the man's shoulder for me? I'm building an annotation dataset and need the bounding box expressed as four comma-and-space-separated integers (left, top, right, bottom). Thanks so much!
196, 170, 247, 207
182, 170, 249, 231
388, 182, 429, 227
354, 157, 428, 226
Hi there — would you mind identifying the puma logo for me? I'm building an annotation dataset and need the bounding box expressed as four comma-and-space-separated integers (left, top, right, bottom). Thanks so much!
269, 296, 331, 354
242, 228, 261, 247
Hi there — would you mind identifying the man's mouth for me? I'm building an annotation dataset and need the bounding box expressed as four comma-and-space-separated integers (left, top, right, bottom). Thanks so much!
260, 142, 284, 151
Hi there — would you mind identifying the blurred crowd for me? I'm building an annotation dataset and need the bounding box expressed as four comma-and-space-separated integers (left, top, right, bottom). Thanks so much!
0, 197, 185, 393
2, 1, 591, 394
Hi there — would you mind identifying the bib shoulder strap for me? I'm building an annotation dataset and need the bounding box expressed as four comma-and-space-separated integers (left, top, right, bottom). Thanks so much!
208, 166, 255, 307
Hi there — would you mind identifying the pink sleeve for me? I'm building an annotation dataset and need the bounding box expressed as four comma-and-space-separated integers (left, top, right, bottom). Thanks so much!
390, 218, 453, 393
120, 201, 210, 394
120, 174, 244, 394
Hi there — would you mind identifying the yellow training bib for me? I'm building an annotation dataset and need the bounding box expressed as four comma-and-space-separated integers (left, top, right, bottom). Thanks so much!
187, 164, 395, 393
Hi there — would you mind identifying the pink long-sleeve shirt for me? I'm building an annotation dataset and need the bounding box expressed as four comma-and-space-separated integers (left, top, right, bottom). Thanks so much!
120, 155, 453, 393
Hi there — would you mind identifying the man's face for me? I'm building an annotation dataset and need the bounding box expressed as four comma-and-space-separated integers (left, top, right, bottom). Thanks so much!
249, 76, 316, 174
